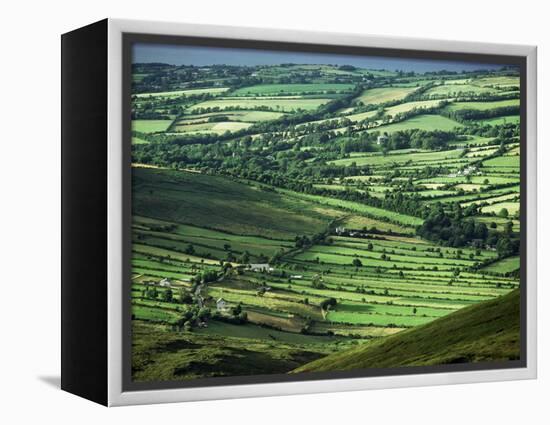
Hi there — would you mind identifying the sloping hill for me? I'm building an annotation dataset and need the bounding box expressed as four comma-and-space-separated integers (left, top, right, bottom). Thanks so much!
293, 289, 520, 373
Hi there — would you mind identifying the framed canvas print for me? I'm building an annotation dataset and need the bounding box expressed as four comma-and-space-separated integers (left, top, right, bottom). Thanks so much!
61, 19, 537, 406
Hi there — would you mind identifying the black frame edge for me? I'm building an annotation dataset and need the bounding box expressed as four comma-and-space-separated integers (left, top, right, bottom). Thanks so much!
61, 18, 109, 406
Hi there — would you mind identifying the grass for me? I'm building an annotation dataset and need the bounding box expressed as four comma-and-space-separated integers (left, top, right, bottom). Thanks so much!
367, 114, 462, 134
132, 167, 344, 239
356, 87, 417, 106
177, 110, 285, 123
132, 321, 343, 382
339, 215, 415, 234
330, 148, 463, 167
294, 289, 520, 372
132, 120, 173, 133
444, 99, 519, 112
424, 83, 497, 97
481, 201, 520, 215
385, 99, 445, 116
475, 116, 520, 126
483, 155, 520, 168
188, 97, 331, 112
130, 67, 523, 382
276, 188, 423, 226
232, 83, 355, 96
135, 87, 229, 98
132, 136, 149, 145
473, 76, 520, 88
172, 121, 252, 134
481, 256, 520, 274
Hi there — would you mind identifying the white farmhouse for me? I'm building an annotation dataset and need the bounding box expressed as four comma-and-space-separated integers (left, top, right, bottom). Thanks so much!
159, 278, 172, 288
216, 298, 228, 311
248, 263, 274, 273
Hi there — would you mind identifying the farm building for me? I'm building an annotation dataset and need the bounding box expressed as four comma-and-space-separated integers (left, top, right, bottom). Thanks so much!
377, 135, 389, 145
248, 263, 274, 272
216, 298, 228, 311
159, 278, 172, 288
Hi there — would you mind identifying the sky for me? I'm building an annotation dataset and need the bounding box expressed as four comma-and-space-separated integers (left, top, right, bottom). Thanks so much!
133, 43, 508, 73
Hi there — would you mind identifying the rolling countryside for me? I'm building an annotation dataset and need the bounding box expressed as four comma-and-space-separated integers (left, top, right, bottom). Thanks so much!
130, 56, 521, 383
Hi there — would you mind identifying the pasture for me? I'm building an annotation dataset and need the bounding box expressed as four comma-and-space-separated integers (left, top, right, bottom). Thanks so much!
188, 97, 331, 112
232, 83, 355, 96
130, 61, 522, 382
135, 87, 230, 98
444, 99, 519, 112
366, 114, 462, 134
132, 120, 173, 133
355, 87, 417, 106
424, 83, 496, 97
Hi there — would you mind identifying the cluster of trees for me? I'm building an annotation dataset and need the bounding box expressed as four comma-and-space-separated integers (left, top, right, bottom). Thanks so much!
213, 302, 248, 325
190, 269, 219, 286
176, 305, 213, 331
417, 204, 519, 256
320, 298, 337, 311
141, 285, 193, 305
441, 105, 520, 123
294, 231, 330, 249
374, 129, 458, 151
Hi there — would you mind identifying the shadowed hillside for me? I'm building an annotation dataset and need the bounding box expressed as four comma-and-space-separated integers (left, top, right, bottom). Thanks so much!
294, 289, 520, 373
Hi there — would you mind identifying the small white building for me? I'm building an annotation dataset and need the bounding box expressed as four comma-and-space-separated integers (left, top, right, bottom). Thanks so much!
248, 263, 274, 273
159, 278, 172, 288
216, 298, 228, 311
290, 275, 303, 279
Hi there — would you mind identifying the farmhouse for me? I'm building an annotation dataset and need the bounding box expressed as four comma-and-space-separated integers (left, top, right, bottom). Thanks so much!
248, 263, 274, 272
377, 135, 389, 145
216, 298, 228, 311
334, 226, 346, 235
159, 278, 172, 288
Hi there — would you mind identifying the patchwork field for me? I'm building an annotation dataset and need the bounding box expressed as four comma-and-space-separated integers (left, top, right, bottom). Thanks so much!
232, 83, 355, 96
130, 61, 522, 383
356, 87, 418, 106
135, 87, 230, 98
188, 97, 332, 112
132, 120, 173, 133
366, 114, 462, 133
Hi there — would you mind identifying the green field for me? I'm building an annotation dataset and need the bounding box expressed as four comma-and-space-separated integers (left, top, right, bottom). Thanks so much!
189, 97, 331, 112
135, 87, 230, 98
385, 99, 445, 116
356, 87, 417, 106
481, 256, 520, 274
232, 83, 355, 96
132, 120, 173, 133
475, 115, 521, 126
330, 148, 463, 167
177, 110, 285, 124
367, 114, 462, 134
172, 121, 252, 134
444, 99, 519, 112
424, 83, 497, 97
133, 168, 343, 239
130, 58, 522, 383
474, 76, 520, 88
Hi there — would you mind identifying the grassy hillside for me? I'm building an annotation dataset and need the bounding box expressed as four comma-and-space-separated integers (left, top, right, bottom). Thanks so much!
294, 289, 520, 373
132, 167, 344, 239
